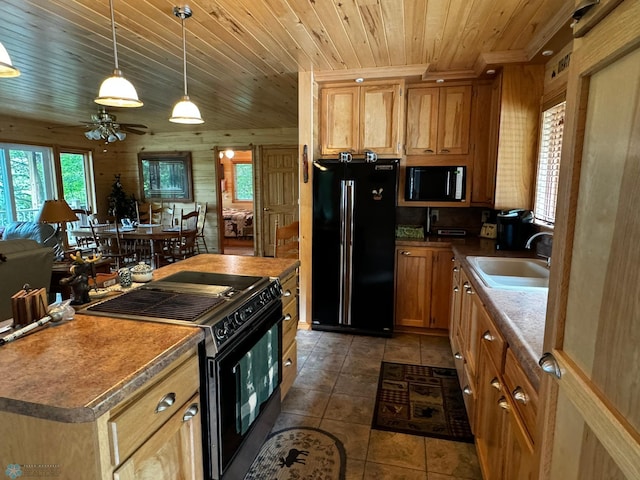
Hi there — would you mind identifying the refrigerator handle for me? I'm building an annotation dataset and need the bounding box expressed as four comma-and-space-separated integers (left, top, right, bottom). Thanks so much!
339, 180, 355, 326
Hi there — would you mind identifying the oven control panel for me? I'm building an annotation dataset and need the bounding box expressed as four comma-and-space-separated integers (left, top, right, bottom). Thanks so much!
213, 279, 283, 346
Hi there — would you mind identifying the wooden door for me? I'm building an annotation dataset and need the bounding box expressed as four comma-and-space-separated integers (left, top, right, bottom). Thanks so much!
429, 248, 453, 329
320, 86, 359, 155
395, 247, 432, 328
437, 85, 472, 155
260, 146, 299, 257
405, 87, 439, 155
360, 83, 402, 155
536, 3, 640, 479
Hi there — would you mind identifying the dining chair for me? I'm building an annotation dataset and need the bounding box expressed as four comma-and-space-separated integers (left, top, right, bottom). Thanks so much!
159, 209, 199, 264
150, 203, 164, 225
135, 202, 151, 225
274, 220, 299, 258
195, 202, 208, 253
90, 217, 138, 270
69, 207, 96, 252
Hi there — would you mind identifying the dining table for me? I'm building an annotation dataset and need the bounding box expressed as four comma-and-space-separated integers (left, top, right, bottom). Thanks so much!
71, 223, 191, 269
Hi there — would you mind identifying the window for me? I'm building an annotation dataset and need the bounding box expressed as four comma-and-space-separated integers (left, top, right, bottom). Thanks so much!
60, 150, 96, 211
233, 162, 254, 202
533, 100, 566, 225
0, 143, 94, 225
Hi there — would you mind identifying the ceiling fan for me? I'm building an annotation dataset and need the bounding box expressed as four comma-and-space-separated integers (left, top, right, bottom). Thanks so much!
49, 108, 148, 142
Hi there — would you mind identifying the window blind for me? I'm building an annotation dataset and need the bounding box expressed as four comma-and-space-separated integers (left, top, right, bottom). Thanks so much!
534, 101, 566, 224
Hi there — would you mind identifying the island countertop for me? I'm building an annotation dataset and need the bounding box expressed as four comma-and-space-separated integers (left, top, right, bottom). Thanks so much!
0, 254, 299, 423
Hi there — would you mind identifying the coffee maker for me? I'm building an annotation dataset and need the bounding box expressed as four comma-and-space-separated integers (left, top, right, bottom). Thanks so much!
496, 209, 533, 250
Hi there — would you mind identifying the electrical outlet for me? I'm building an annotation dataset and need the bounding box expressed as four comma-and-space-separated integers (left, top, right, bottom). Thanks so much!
481, 210, 491, 223
431, 209, 439, 223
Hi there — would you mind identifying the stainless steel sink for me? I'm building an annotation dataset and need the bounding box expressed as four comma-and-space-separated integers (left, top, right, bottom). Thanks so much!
466, 256, 549, 290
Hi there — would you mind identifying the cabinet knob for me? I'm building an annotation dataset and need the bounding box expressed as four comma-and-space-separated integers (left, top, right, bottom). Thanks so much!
512, 387, 529, 405
401, 251, 411, 256
482, 330, 494, 342
453, 286, 459, 293
284, 358, 293, 367
283, 289, 292, 297
490, 377, 501, 391
539, 352, 562, 379
284, 313, 292, 321
451, 257, 456, 262
182, 403, 199, 422
424, 149, 434, 153
440, 149, 450, 153
263, 207, 270, 211
454, 352, 463, 360
463, 385, 473, 396
453, 267, 459, 272
155, 392, 176, 413
497, 396, 511, 411
465, 286, 474, 295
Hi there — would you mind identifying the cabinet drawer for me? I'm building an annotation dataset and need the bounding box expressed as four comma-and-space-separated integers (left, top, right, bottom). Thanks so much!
477, 307, 506, 372
503, 348, 538, 443
460, 363, 476, 432
109, 353, 199, 466
280, 273, 298, 310
282, 298, 298, 352
281, 341, 297, 399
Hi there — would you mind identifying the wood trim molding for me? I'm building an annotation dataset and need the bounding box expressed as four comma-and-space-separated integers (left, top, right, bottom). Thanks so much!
313, 64, 429, 83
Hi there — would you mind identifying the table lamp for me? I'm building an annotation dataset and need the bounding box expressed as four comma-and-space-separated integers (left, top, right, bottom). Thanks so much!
37, 199, 78, 258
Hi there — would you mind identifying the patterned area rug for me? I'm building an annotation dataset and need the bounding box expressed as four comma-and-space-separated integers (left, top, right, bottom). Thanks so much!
372, 362, 474, 443
244, 427, 346, 479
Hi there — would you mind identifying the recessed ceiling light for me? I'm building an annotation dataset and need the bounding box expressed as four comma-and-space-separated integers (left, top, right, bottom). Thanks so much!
355, 77, 364, 83
436, 78, 445, 83
542, 50, 554, 56
486, 69, 496, 75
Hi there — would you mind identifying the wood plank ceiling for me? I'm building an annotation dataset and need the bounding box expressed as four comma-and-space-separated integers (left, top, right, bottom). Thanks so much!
0, 0, 573, 135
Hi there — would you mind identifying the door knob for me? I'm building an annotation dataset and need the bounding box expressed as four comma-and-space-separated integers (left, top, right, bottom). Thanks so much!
263, 207, 270, 211
539, 352, 562, 379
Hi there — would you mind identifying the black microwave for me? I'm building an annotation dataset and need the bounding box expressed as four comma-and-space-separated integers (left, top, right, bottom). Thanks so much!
404, 166, 466, 202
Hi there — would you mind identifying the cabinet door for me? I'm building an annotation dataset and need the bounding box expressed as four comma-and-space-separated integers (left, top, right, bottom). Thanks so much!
114, 395, 203, 480
471, 81, 499, 206
429, 249, 453, 329
538, 4, 640, 479
320, 86, 359, 155
475, 343, 508, 480
449, 260, 462, 343
406, 87, 439, 155
437, 85, 472, 155
360, 84, 401, 154
503, 405, 534, 480
459, 274, 479, 376
395, 247, 432, 328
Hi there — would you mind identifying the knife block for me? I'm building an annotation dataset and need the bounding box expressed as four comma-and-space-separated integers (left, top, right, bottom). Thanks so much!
10, 288, 48, 328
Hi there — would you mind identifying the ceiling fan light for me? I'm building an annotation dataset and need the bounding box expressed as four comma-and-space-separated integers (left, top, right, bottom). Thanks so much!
115, 131, 127, 141
95, 69, 143, 107
170, 96, 204, 124
0, 42, 20, 78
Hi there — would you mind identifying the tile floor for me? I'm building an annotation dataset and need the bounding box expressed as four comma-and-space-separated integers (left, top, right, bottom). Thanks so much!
273, 329, 483, 480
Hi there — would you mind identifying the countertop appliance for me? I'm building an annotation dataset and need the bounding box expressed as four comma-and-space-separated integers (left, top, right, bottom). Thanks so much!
312, 157, 398, 336
82, 271, 284, 480
496, 209, 533, 250
404, 165, 466, 202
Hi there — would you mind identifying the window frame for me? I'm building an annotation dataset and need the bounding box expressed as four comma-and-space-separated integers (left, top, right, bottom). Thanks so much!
231, 159, 254, 203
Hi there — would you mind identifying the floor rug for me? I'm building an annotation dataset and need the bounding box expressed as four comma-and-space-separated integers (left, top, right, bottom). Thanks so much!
372, 362, 474, 443
244, 426, 346, 479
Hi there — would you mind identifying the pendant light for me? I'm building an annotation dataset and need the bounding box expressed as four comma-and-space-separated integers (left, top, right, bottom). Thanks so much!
95, 0, 143, 107
170, 6, 204, 124
0, 42, 20, 77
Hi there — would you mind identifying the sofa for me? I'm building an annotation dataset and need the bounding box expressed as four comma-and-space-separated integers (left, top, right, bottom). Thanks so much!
0, 239, 55, 322
1, 221, 58, 248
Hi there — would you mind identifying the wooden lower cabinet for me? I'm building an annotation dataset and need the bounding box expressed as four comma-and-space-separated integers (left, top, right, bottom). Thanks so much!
280, 268, 299, 399
395, 246, 453, 330
0, 348, 203, 480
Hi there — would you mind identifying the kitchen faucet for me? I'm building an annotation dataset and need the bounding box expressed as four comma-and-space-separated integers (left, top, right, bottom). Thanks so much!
525, 231, 553, 267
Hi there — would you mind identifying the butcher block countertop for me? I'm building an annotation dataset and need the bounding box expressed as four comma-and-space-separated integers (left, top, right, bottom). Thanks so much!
0, 254, 299, 423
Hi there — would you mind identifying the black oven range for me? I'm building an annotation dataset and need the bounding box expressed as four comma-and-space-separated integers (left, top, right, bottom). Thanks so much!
82, 270, 285, 480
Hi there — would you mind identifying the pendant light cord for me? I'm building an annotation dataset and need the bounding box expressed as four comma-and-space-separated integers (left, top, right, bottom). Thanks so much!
181, 16, 188, 96
108, 0, 119, 70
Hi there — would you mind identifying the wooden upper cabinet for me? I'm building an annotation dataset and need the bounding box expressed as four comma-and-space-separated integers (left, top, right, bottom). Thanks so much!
320, 82, 402, 156
406, 85, 472, 155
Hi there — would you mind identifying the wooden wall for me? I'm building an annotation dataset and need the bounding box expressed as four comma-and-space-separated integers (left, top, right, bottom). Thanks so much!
0, 114, 297, 252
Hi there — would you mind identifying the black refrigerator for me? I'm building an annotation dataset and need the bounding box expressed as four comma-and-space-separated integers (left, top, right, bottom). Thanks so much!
312, 158, 398, 336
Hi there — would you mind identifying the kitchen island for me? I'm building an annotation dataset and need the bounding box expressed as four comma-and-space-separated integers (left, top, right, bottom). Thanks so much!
0, 253, 299, 480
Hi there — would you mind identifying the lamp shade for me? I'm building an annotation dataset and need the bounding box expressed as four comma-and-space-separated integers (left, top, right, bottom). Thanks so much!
0, 42, 20, 78
38, 199, 79, 224
170, 95, 204, 124
95, 69, 143, 108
